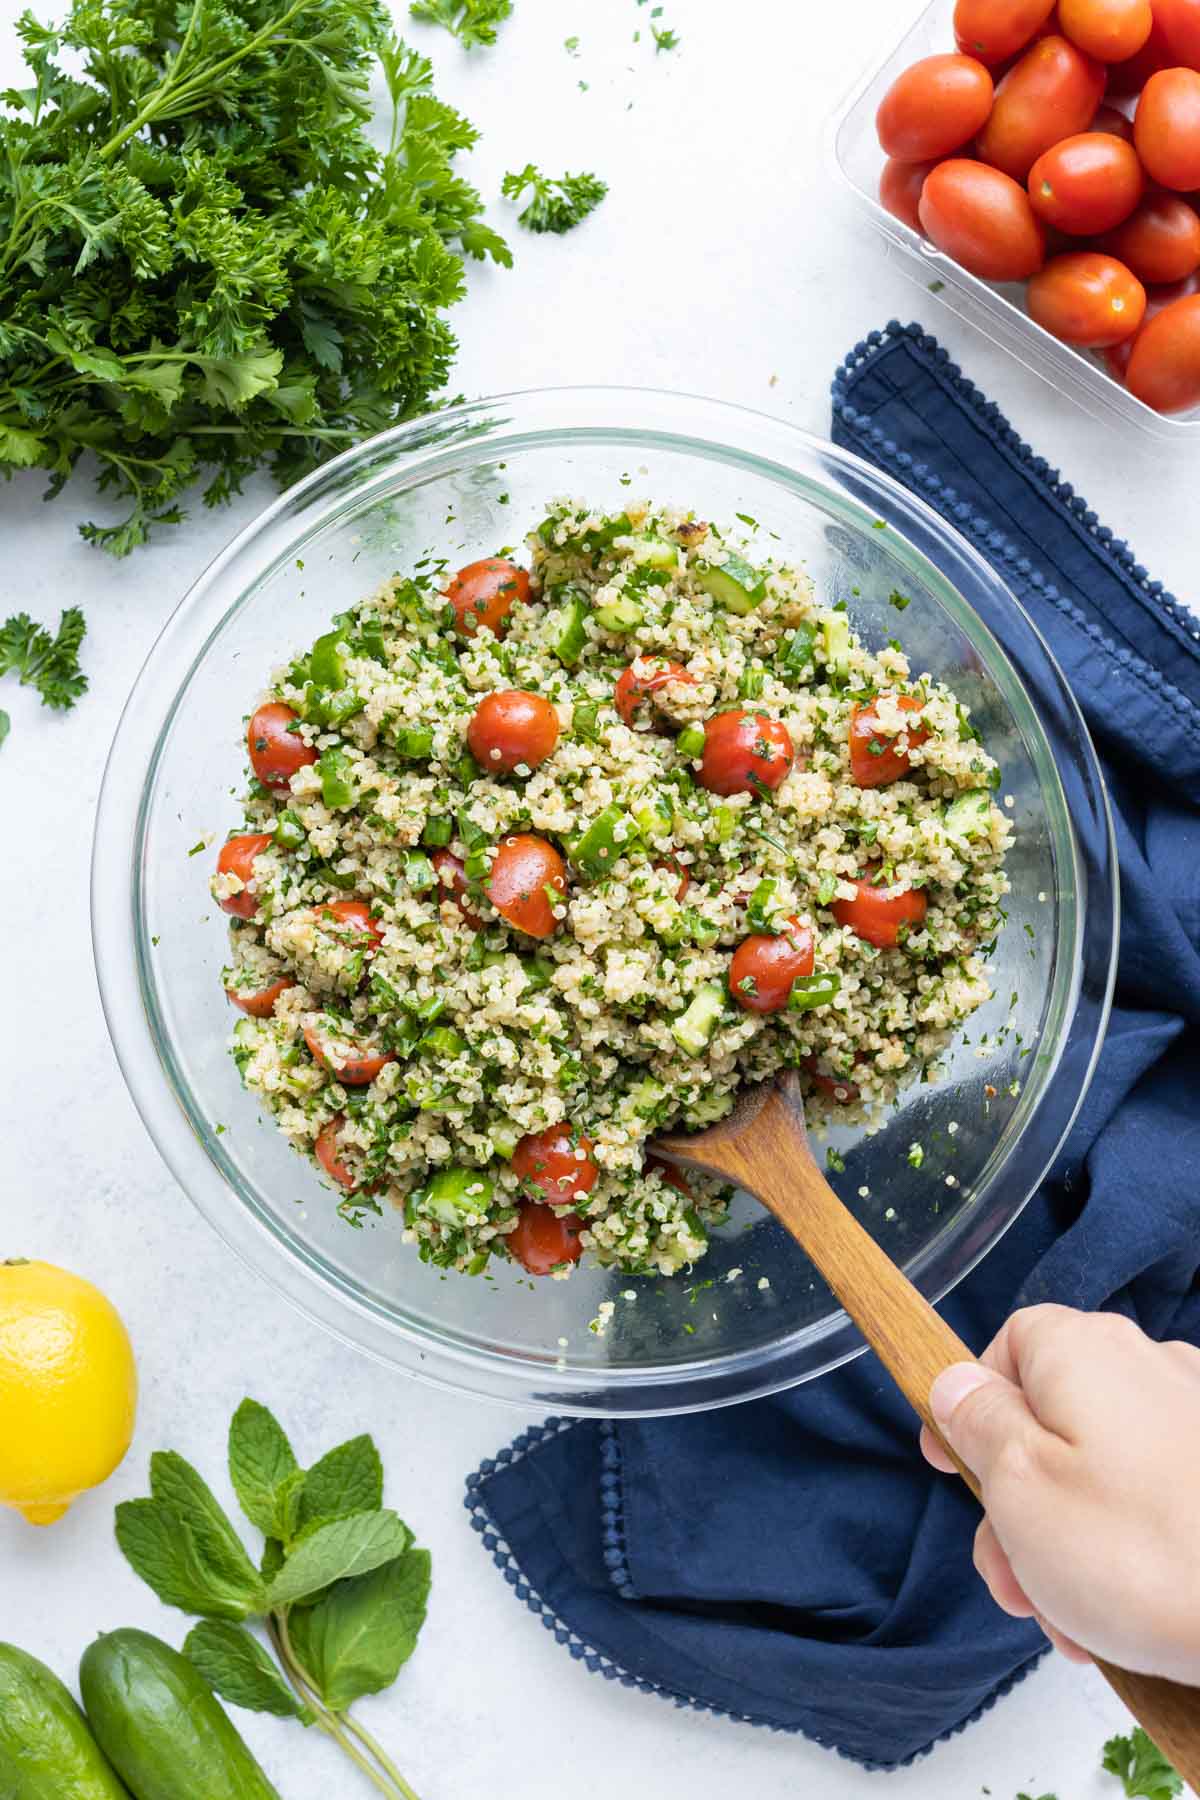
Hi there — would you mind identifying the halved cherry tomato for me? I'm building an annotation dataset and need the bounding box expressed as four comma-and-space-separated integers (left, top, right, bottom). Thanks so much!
804, 1060, 862, 1106
955, 0, 1057, 64
876, 55, 995, 161
1059, 0, 1154, 61
1089, 103, 1136, 141
247, 703, 316, 792
849, 695, 930, 788
698, 710, 795, 797
444, 558, 530, 639
431, 848, 483, 929
1104, 272, 1200, 375
1028, 252, 1147, 345
315, 898, 385, 955
216, 833, 273, 919
879, 158, 941, 234
506, 1200, 584, 1275
646, 1156, 692, 1199
1158, 0, 1200, 63
832, 877, 929, 950
226, 974, 295, 1017
303, 1021, 394, 1086
486, 834, 567, 938
729, 917, 815, 1014
1135, 68, 1200, 191
654, 858, 690, 902
1028, 134, 1144, 236
467, 690, 559, 773
1125, 290, 1200, 408
919, 160, 1047, 280
1107, 8, 1175, 92
315, 1114, 357, 1189
1098, 195, 1200, 284
977, 36, 1107, 182
512, 1126, 599, 1202
614, 657, 695, 727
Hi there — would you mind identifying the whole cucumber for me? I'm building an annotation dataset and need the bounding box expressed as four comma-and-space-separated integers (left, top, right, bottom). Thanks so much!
79, 1630, 281, 1800
0, 1641, 131, 1800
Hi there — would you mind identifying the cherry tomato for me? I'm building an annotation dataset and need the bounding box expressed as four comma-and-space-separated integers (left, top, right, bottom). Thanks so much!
876, 55, 995, 162
613, 657, 695, 727
314, 898, 385, 956
1126, 290, 1200, 408
955, 0, 1057, 64
1157, 0, 1200, 63
698, 710, 795, 797
1089, 103, 1136, 141
216, 833, 273, 919
1028, 134, 1144, 235
1103, 271, 1200, 374
303, 1021, 393, 1086
879, 158, 941, 233
444, 558, 530, 639
247, 703, 316, 792
654, 858, 690, 902
1135, 68, 1200, 190
977, 36, 1107, 182
848, 695, 930, 788
486, 834, 567, 938
1028, 251, 1147, 344
919, 160, 1048, 280
431, 848, 483, 930
512, 1126, 599, 1202
646, 1156, 692, 1199
1106, 8, 1175, 93
1058, 0, 1154, 61
315, 1115, 357, 1190
729, 918, 815, 1015
506, 1200, 584, 1275
467, 690, 560, 773
804, 1060, 861, 1106
832, 877, 929, 950
226, 974, 295, 1017
1098, 195, 1200, 284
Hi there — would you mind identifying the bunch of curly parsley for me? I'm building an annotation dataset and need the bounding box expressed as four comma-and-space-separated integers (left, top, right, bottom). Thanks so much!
0, 0, 510, 557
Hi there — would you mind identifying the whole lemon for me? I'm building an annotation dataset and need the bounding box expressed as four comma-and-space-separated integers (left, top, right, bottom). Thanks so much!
0, 1261, 137, 1525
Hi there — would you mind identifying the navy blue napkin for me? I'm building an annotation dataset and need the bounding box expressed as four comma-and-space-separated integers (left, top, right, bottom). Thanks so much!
466, 323, 1200, 1769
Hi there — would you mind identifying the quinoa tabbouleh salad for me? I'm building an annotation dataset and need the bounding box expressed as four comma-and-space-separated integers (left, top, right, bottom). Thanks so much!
212, 500, 1012, 1281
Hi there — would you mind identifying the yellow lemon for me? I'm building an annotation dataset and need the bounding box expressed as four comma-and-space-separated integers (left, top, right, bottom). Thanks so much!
0, 1260, 137, 1526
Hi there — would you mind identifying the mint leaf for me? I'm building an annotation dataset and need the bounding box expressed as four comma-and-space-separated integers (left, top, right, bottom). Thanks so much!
1103, 1729, 1183, 1800
149, 1451, 265, 1611
185, 1620, 312, 1723
297, 1435, 383, 1531
229, 1399, 300, 1538
266, 1512, 411, 1610
289, 1545, 430, 1712
115, 1498, 256, 1621
261, 1538, 286, 1583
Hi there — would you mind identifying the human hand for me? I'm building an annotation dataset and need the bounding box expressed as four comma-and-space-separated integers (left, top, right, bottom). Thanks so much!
920, 1303, 1200, 1681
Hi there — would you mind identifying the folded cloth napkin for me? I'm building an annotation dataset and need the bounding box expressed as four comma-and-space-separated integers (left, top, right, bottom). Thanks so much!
466, 323, 1200, 1769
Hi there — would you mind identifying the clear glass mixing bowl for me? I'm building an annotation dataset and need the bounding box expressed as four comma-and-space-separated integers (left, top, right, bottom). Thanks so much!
92, 388, 1117, 1415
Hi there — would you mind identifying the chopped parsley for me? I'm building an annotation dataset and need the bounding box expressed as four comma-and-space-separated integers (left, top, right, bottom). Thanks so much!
409, 0, 513, 46
501, 165, 608, 234
1102, 1729, 1182, 1800
889, 590, 912, 611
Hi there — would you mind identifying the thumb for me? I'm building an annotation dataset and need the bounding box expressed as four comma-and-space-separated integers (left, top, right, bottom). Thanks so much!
930, 1362, 1041, 1484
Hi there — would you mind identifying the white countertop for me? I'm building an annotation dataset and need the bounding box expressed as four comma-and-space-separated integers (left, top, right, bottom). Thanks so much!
4, 1, 1197, 1795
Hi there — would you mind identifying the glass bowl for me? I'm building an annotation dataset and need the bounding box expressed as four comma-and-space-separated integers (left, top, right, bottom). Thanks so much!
92, 388, 1117, 1415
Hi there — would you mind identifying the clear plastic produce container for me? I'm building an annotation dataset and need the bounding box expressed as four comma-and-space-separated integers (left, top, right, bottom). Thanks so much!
829, 0, 1199, 440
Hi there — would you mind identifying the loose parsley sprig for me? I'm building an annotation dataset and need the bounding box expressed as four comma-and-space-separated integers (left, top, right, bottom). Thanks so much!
1102, 1729, 1183, 1800
409, 0, 512, 46
501, 164, 608, 234
0, 607, 87, 744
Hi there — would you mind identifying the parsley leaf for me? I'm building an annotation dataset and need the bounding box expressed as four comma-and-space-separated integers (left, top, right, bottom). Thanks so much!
501, 164, 608, 234
409, 0, 512, 47
0, 608, 87, 725
1102, 1729, 1183, 1800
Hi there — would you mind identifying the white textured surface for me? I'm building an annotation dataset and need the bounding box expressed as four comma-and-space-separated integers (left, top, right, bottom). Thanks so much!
2, 2, 1196, 1796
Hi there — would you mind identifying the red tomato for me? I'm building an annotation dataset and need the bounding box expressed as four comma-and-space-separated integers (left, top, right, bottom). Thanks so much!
444, 558, 530, 639
247, 703, 316, 792
848, 695, 930, 788
1158, 0, 1200, 63
879, 158, 941, 233
919, 160, 1048, 279
431, 848, 483, 930
698, 711, 795, 797
226, 974, 295, 1017
654, 858, 690, 902
1135, 68, 1200, 190
486, 834, 567, 938
976, 36, 1107, 181
1059, 0, 1154, 60
729, 918, 815, 1015
512, 1126, 599, 1202
315, 1115, 357, 1190
303, 1021, 393, 1086
1089, 103, 1136, 140
314, 898, 385, 957
805, 1061, 861, 1106
1028, 134, 1144, 235
1126, 290, 1200, 407
646, 1156, 692, 1199
876, 55, 995, 161
1108, 8, 1175, 91
955, 0, 1057, 63
613, 657, 695, 727
467, 690, 560, 773
1103, 271, 1200, 373
832, 877, 929, 950
216, 833, 273, 919
1027, 251, 1147, 344
506, 1200, 584, 1275
1098, 195, 1200, 283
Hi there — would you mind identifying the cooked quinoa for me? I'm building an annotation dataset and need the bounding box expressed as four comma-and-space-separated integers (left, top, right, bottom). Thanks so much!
212, 500, 1012, 1280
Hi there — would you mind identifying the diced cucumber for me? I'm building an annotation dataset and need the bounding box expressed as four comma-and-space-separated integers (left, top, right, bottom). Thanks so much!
747, 877, 783, 933
422, 814, 453, 847
634, 793, 672, 843
675, 722, 706, 760
552, 586, 589, 666
819, 612, 852, 677
393, 725, 434, 761
778, 626, 816, 679
273, 809, 305, 851
626, 535, 679, 570
491, 1120, 521, 1159
695, 553, 766, 615
944, 789, 993, 841
712, 804, 738, 843
594, 596, 645, 633
427, 1165, 495, 1225
571, 803, 639, 878
420, 1025, 467, 1059
625, 1074, 667, 1118
670, 982, 725, 1056
787, 971, 842, 1012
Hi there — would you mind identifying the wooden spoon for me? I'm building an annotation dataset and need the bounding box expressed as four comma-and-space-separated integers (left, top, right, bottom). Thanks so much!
651, 1068, 1200, 1789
